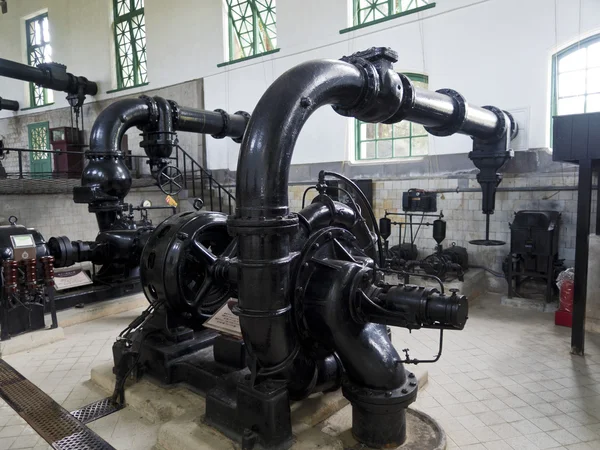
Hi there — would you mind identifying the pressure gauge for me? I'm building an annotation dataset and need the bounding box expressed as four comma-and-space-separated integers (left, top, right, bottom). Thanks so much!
142, 200, 152, 208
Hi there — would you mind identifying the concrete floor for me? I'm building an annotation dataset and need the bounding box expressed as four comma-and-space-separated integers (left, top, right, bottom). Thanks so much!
0, 293, 599, 449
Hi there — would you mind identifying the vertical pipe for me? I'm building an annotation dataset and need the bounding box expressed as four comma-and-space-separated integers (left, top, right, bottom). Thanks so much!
18, 151, 23, 179
191, 164, 196, 198
209, 178, 214, 210
571, 161, 592, 355
596, 180, 600, 235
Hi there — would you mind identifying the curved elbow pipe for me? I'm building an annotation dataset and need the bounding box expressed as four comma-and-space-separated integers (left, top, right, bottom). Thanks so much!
235, 60, 366, 219
229, 59, 372, 372
89, 97, 151, 156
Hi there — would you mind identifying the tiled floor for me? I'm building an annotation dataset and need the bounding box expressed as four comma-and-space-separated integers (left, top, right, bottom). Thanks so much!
394, 294, 600, 450
0, 294, 599, 449
0, 307, 158, 450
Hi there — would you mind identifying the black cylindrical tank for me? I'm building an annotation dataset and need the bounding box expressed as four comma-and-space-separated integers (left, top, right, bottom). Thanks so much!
432, 219, 446, 244
379, 217, 392, 240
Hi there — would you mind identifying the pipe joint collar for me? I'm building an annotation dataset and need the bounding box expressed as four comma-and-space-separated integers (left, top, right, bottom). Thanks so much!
211, 109, 230, 139
232, 111, 251, 143
333, 47, 403, 123
228, 214, 299, 237
138, 95, 159, 129
342, 370, 418, 410
426, 89, 468, 137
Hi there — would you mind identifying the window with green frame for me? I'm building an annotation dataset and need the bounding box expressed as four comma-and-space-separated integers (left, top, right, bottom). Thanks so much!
113, 0, 147, 89
356, 74, 428, 160
26, 13, 53, 107
552, 34, 600, 120
353, 0, 434, 26
225, 0, 277, 62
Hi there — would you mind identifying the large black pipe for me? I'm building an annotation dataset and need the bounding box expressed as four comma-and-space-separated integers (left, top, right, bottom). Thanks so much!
230, 60, 368, 371
386, 74, 518, 142
76, 96, 249, 231
176, 106, 247, 141
0, 57, 98, 96
0, 97, 19, 111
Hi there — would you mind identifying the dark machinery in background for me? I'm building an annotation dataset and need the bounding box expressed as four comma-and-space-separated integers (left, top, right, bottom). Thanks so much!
111, 47, 517, 449
504, 210, 563, 304
0, 216, 57, 340
380, 189, 468, 281
0, 96, 249, 324
0, 97, 19, 111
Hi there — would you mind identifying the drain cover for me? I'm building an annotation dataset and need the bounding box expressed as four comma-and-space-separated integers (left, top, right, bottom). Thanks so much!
0, 359, 115, 449
71, 397, 123, 425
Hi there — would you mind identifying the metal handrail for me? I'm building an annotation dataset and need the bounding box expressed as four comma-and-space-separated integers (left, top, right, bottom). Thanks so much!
174, 145, 235, 215
0, 144, 236, 214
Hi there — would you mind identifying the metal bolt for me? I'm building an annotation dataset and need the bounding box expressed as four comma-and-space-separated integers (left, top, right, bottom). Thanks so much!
409, 381, 417, 387
300, 97, 312, 108
401, 388, 408, 394
385, 391, 392, 397
408, 372, 415, 379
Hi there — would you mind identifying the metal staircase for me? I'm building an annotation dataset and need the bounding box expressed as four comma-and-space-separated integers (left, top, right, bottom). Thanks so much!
0, 143, 235, 214
171, 145, 235, 215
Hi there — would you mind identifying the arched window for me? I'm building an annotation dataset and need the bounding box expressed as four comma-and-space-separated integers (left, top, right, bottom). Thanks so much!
553, 35, 600, 117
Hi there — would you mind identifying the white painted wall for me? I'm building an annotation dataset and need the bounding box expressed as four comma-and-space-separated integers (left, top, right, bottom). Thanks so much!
1, 0, 599, 170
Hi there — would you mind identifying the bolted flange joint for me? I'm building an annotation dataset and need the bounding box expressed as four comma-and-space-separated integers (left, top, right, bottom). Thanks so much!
333, 47, 403, 123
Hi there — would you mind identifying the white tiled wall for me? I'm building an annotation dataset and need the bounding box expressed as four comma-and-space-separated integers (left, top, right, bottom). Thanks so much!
290, 170, 587, 271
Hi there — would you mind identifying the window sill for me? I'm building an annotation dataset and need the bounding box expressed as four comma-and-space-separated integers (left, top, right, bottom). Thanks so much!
217, 49, 281, 68
106, 82, 150, 94
351, 156, 427, 165
21, 102, 55, 111
340, 3, 436, 34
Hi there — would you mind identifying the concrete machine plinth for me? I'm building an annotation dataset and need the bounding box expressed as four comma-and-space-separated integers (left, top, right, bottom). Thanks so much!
91, 362, 443, 449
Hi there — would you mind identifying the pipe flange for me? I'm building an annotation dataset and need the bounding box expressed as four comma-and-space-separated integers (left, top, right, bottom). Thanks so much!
425, 89, 467, 137
212, 109, 230, 140
139, 95, 159, 128
477, 105, 508, 143
342, 372, 418, 409
332, 56, 379, 119
232, 110, 251, 143
168, 100, 180, 129
227, 214, 299, 236
503, 109, 518, 140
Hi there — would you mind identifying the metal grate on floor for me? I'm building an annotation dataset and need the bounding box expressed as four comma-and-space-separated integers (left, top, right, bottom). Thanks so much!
70, 397, 123, 425
0, 359, 115, 450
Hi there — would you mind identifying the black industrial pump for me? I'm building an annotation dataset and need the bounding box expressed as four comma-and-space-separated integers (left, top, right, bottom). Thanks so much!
112, 47, 518, 449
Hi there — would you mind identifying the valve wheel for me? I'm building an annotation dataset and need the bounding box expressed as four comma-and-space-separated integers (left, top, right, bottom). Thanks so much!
188, 232, 237, 315
157, 165, 183, 195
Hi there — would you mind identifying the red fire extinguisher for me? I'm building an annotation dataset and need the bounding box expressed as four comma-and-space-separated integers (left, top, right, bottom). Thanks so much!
556, 269, 574, 327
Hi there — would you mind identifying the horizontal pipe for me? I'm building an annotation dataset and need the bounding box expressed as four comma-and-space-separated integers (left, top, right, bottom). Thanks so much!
0, 57, 98, 96
176, 106, 247, 140
0, 97, 19, 111
387, 74, 517, 143
433, 185, 582, 193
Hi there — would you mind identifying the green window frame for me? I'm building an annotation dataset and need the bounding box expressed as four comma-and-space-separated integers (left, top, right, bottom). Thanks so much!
25, 13, 53, 107
113, 0, 147, 90
342, 0, 435, 33
355, 73, 429, 161
225, 0, 277, 63
551, 34, 600, 120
